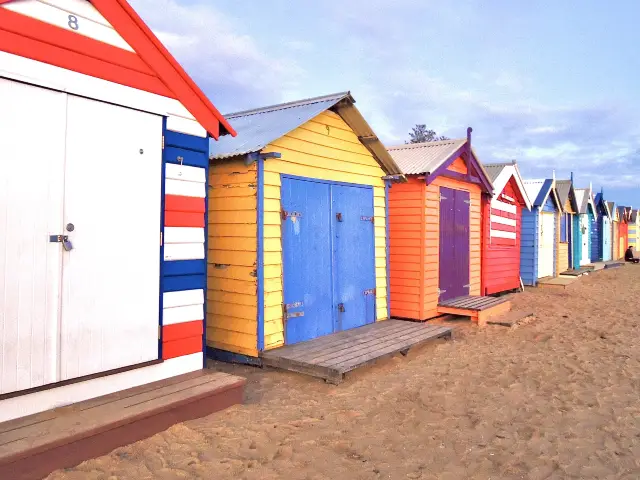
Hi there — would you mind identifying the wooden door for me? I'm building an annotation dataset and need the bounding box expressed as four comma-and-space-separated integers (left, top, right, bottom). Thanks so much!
439, 187, 470, 301
538, 212, 555, 278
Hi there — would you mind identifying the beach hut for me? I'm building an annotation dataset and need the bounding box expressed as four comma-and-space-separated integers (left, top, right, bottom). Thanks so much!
521, 178, 562, 286
628, 209, 639, 252
609, 202, 620, 259
0, 0, 240, 422
573, 188, 597, 266
617, 206, 629, 257
555, 179, 579, 271
480, 161, 532, 295
594, 191, 612, 262
207, 92, 403, 360
386, 130, 500, 322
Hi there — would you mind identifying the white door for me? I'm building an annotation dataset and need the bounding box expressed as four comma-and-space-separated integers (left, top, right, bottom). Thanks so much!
59, 96, 162, 380
538, 212, 555, 278
603, 217, 611, 261
580, 215, 590, 266
0, 79, 67, 394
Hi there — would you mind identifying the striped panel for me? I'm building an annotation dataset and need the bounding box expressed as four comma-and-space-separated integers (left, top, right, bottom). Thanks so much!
490, 206, 517, 245
160, 127, 208, 362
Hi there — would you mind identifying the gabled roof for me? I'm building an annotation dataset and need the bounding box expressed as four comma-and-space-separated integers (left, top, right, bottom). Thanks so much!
482, 161, 531, 210
607, 201, 617, 220
555, 179, 580, 212
618, 206, 630, 223
387, 134, 493, 193
209, 91, 402, 176
630, 209, 638, 223
574, 188, 597, 218
523, 178, 560, 210
594, 193, 612, 218
0, 0, 234, 139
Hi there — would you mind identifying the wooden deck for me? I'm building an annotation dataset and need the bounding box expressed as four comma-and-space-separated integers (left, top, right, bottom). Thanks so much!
437, 295, 512, 326
560, 266, 594, 277
538, 276, 576, 289
261, 320, 452, 384
0, 370, 245, 480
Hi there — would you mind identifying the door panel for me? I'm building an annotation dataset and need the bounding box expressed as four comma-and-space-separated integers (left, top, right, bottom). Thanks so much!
59, 96, 162, 380
439, 187, 470, 301
538, 213, 555, 278
580, 215, 590, 265
281, 178, 334, 344
603, 217, 611, 261
332, 184, 376, 331
0, 79, 66, 394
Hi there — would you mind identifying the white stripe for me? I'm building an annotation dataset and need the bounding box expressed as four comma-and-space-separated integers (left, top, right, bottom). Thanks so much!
166, 115, 207, 138
163, 289, 204, 309
491, 199, 517, 214
490, 229, 517, 239
500, 193, 515, 202
162, 304, 204, 326
490, 215, 517, 227
164, 243, 205, 261
164, 179, 206, 198
165, 164, 206, 183
4, 0, 134, 51
164, 227, 205, 244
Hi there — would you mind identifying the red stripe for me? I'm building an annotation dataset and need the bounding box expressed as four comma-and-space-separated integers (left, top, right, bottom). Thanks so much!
491, 237, 516, 246
165, 195, 205, 213
490, 208, 516, 220
164, 211, 205, 228
0, 8, 154, 75
162, 335, 202, 360
163, 320, 203, 342
491, 222, 517, 233
0, 27, 173, 98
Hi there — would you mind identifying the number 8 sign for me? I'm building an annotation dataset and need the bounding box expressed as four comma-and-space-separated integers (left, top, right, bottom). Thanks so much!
68, 15, 79, 31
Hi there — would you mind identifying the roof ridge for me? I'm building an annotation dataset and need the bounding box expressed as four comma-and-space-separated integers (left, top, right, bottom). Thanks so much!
225, 91, 351, 119
387, 138, 464, 151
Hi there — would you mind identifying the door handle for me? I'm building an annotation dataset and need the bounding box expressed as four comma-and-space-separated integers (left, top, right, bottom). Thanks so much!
337, 303, 345, 312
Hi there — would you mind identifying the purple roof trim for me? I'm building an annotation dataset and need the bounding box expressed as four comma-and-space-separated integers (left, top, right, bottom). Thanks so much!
425, 142, 493, 194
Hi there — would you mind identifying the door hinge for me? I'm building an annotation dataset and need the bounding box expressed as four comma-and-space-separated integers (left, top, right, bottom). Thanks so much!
438, 288, 447, 296
283, 301, 304, 320
363, 288, 376, 295
463, 284, 471, 288
439, 194, 447, 201
281, 209, 302, 220
162, 135, 165, 150
463, 199, 471, 205
158, 325, 161, 339
160, 231, 163, 246
360, 216, 374, 223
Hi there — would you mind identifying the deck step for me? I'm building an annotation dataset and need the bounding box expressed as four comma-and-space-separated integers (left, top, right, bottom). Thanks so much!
0, 370, 246, 480
437, 296, 512, 326
261, 320, 452, 384
487, 310, 535, 328
538, 276, 577, 289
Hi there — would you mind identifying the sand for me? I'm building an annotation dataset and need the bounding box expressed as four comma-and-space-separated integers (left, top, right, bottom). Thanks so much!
48, 266, 640, 480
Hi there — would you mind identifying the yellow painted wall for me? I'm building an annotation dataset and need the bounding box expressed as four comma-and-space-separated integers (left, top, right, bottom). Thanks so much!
207, 158, 259, 357
261, 109, 389, 351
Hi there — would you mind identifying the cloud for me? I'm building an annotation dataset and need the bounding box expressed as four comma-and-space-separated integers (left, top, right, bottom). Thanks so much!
129, 0, 306, 113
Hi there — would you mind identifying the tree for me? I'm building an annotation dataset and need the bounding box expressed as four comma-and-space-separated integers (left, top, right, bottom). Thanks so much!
407, 124, 450, 144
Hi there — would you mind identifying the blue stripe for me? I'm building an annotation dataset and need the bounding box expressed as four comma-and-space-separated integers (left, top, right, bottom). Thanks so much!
163, 259, 206, 276
163, 274, 206, 292
206, 347, 263, 366
164, 146, 209, 168
257, 156, 265, 352
164, 129, 208, 153
385, 180, 391, 319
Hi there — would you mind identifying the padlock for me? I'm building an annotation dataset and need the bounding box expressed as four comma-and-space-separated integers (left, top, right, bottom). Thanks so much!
63, 239, 73, 251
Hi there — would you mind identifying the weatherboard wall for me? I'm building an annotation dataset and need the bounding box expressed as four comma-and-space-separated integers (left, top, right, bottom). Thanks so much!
206, 110, 389, 357
389, 165, 481, 321
520, 209, 538, 286
481, 177, 523, 295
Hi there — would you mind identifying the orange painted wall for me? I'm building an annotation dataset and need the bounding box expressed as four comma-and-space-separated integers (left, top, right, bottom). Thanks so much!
389, 164, 482, 321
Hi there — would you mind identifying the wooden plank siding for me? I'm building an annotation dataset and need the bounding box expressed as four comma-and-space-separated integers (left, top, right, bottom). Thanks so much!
207, 158, 259, 357
520, 209, 538, 285
389, 165, 481, 321
261, 110, 389, 351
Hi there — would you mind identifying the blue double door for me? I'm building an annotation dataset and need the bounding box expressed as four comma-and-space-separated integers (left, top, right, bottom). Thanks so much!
281, 176, 376, 345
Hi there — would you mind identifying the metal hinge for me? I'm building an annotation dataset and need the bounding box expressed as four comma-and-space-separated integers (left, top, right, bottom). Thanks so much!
363, 288, 376, 295
162, 135, 165, 150
463, 284, 471, 288
160, 231, 163, 246
284, 301, 304, 319
158, 325, 161, 340
438, 288, 447, 296
281, 210, 302, 220
464, 199, 471, 205
360, 216, 374, 223
439, 194, 447, 201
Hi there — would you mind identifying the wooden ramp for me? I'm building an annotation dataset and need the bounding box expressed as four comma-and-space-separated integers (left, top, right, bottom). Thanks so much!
538, 276, 576, 289
0, 371, 245, 480
604, 261, 625, 269
437, 296, 511, 326
560, 266, 594, 277
261, 320, 452, 384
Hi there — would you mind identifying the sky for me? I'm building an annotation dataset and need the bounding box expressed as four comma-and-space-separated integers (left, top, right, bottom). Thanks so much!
131, 0, 640, 206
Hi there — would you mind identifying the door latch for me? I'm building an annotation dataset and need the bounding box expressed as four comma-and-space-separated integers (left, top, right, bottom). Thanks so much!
50, 235, 73, 251
336, 212, 343, 222
338, 303, 345, 312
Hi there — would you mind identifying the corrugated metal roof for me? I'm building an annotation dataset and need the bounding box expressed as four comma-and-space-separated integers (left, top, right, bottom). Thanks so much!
482, 162, 509, 183
387, 139, 466, 175
607, 201, 616, 215
618, 206, 629, 221
208, 91, 403, 176
555, 180, 572, 206
630, 209, 638, 223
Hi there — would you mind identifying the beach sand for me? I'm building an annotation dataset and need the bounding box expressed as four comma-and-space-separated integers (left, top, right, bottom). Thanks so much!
48, 266, 640, 479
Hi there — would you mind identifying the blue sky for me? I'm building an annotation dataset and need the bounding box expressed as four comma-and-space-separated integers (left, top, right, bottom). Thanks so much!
131, 0, 640, 206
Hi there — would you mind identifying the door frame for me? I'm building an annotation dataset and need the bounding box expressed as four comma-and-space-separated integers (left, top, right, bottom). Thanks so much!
279, 174, 377, 346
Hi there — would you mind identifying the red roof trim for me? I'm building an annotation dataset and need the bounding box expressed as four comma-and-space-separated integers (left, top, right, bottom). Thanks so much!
0, 0, 235, 139
92, 0, 235, 139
